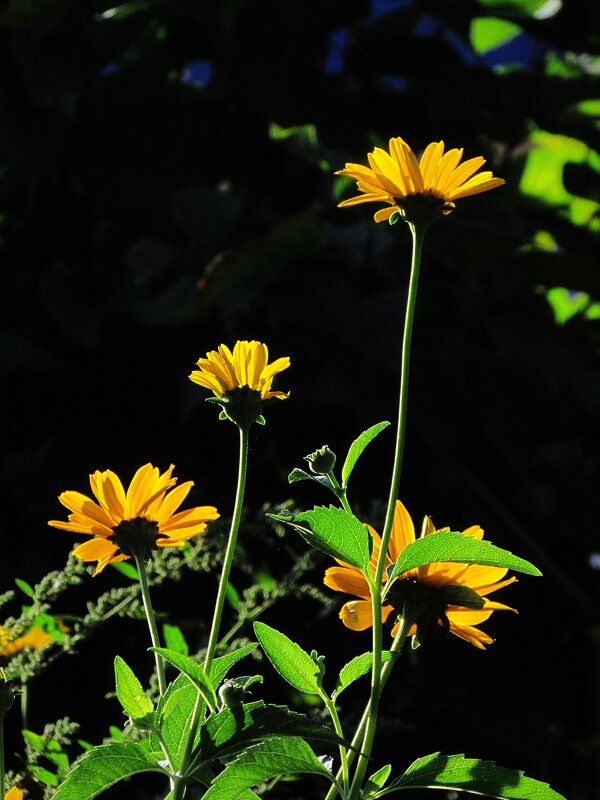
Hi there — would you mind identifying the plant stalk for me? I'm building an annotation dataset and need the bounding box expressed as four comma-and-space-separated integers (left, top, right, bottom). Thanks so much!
133, 552, 167, 697
173, 423, 250, 800
346, 221, 427, 800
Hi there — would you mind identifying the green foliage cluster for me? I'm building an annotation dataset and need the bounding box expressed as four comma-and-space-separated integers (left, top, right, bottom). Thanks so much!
0, 0, 598, 798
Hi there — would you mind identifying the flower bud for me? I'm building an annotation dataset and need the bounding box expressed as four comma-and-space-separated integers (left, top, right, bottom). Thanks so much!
304, 446, 336, 475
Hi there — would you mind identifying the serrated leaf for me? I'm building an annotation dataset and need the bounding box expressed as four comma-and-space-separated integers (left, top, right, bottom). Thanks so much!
210, 643, 258, 689
269, 506, 370, 570
341, 421, 390, 486
386, 531, 541, 585
52, 742, 166, 800
334, 651, 396, 698
114, 656, 154, 721
387, 753, 566, 799
201, 737, 335, 800
253, 622, 321, 695
150, 647, 217, 710
197, 701, 347, 764
151, 673, 202, 769
162, 624, 189, 656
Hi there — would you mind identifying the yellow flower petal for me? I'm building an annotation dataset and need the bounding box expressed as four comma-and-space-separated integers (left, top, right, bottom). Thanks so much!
190, 340, 290, 400
50, 464, 218, 573
337, 136, 503, 222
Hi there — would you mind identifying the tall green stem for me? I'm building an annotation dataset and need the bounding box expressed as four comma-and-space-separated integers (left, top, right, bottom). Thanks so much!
347, 222, 427, 800
0, 715, 4, 800
173, 424, 249, 800
376, 221, 426, 582
203, 423, 249, 674
323, 616, 411, 800
133, 552, 167, 697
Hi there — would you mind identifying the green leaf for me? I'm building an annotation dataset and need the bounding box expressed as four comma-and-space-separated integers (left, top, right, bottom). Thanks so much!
364, 763, 392, 796
288, 467, 334, 490
334, 651, 396, 698
52, 742, 166, 800
386, 531, 541, 585
151, 673, 201, 769
15, 578, 35, 598
386, 752, 566, 799
114, 656, 154, 721
201, 737, 335, 800
162, 624, 189, 656
226, 581, 241, 610
341, 421, 390, 486
198, 701, 347, 764
470, 17, 522, 54
269, 506, 371, 570
210, 643, 258, 689
150, 647, 217, 710
110, 561, 139, 580
253, 622, 322, 695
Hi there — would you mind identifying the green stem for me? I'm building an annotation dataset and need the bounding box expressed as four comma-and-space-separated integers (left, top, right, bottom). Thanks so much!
0, 715, 4, 800
173, 424, 250, 800
323, 696, 351, 795
346, 577, 383, 800
133, 553, 167, 698
203, 424, 249, 673
327, 471, 352, 514
375, 221, 426, 585
323, 616, 411, 800
344, 222, 426, 800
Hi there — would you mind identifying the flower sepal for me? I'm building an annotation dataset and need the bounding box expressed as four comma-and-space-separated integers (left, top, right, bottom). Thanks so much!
110, 517, 161, 560
206, 386, 267, 429
395, 194, 448, 227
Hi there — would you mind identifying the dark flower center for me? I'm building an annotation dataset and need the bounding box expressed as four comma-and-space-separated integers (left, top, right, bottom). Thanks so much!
386, 577, 485, 646
110, 517, 161, 558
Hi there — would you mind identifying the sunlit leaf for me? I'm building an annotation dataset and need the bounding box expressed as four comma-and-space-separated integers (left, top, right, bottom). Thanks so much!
386, 531, 541, 585
470, 17, 522, 54
162, 624, 189, 656
198, 701, 346, 763
269, 506, 371, 570
114, 656, 154, 721
52, 743, 165, 800
253, 622, 322, 695
341, 421, 390, 486
334, 651, 396, 698
150, 647, 217, 710
387, 752, 566, 799
210, 643, 258, 690
201, 737, 335, 800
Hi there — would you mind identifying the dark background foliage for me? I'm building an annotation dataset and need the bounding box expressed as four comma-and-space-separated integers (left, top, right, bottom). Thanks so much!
1, 0, 599, 798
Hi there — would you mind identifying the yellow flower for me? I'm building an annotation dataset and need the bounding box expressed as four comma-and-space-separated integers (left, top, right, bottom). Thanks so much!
324, 500, 516, 649
48, 463, 219, 575
0, 626, 52, 658
189, 340, 290, 400
336, 137, 505, 223
5, 787, 24, 800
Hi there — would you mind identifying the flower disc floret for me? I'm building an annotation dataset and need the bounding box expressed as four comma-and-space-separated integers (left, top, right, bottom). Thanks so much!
336, 136, 505, 224
324, 500, 516, 649
48, 463, 219, 575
